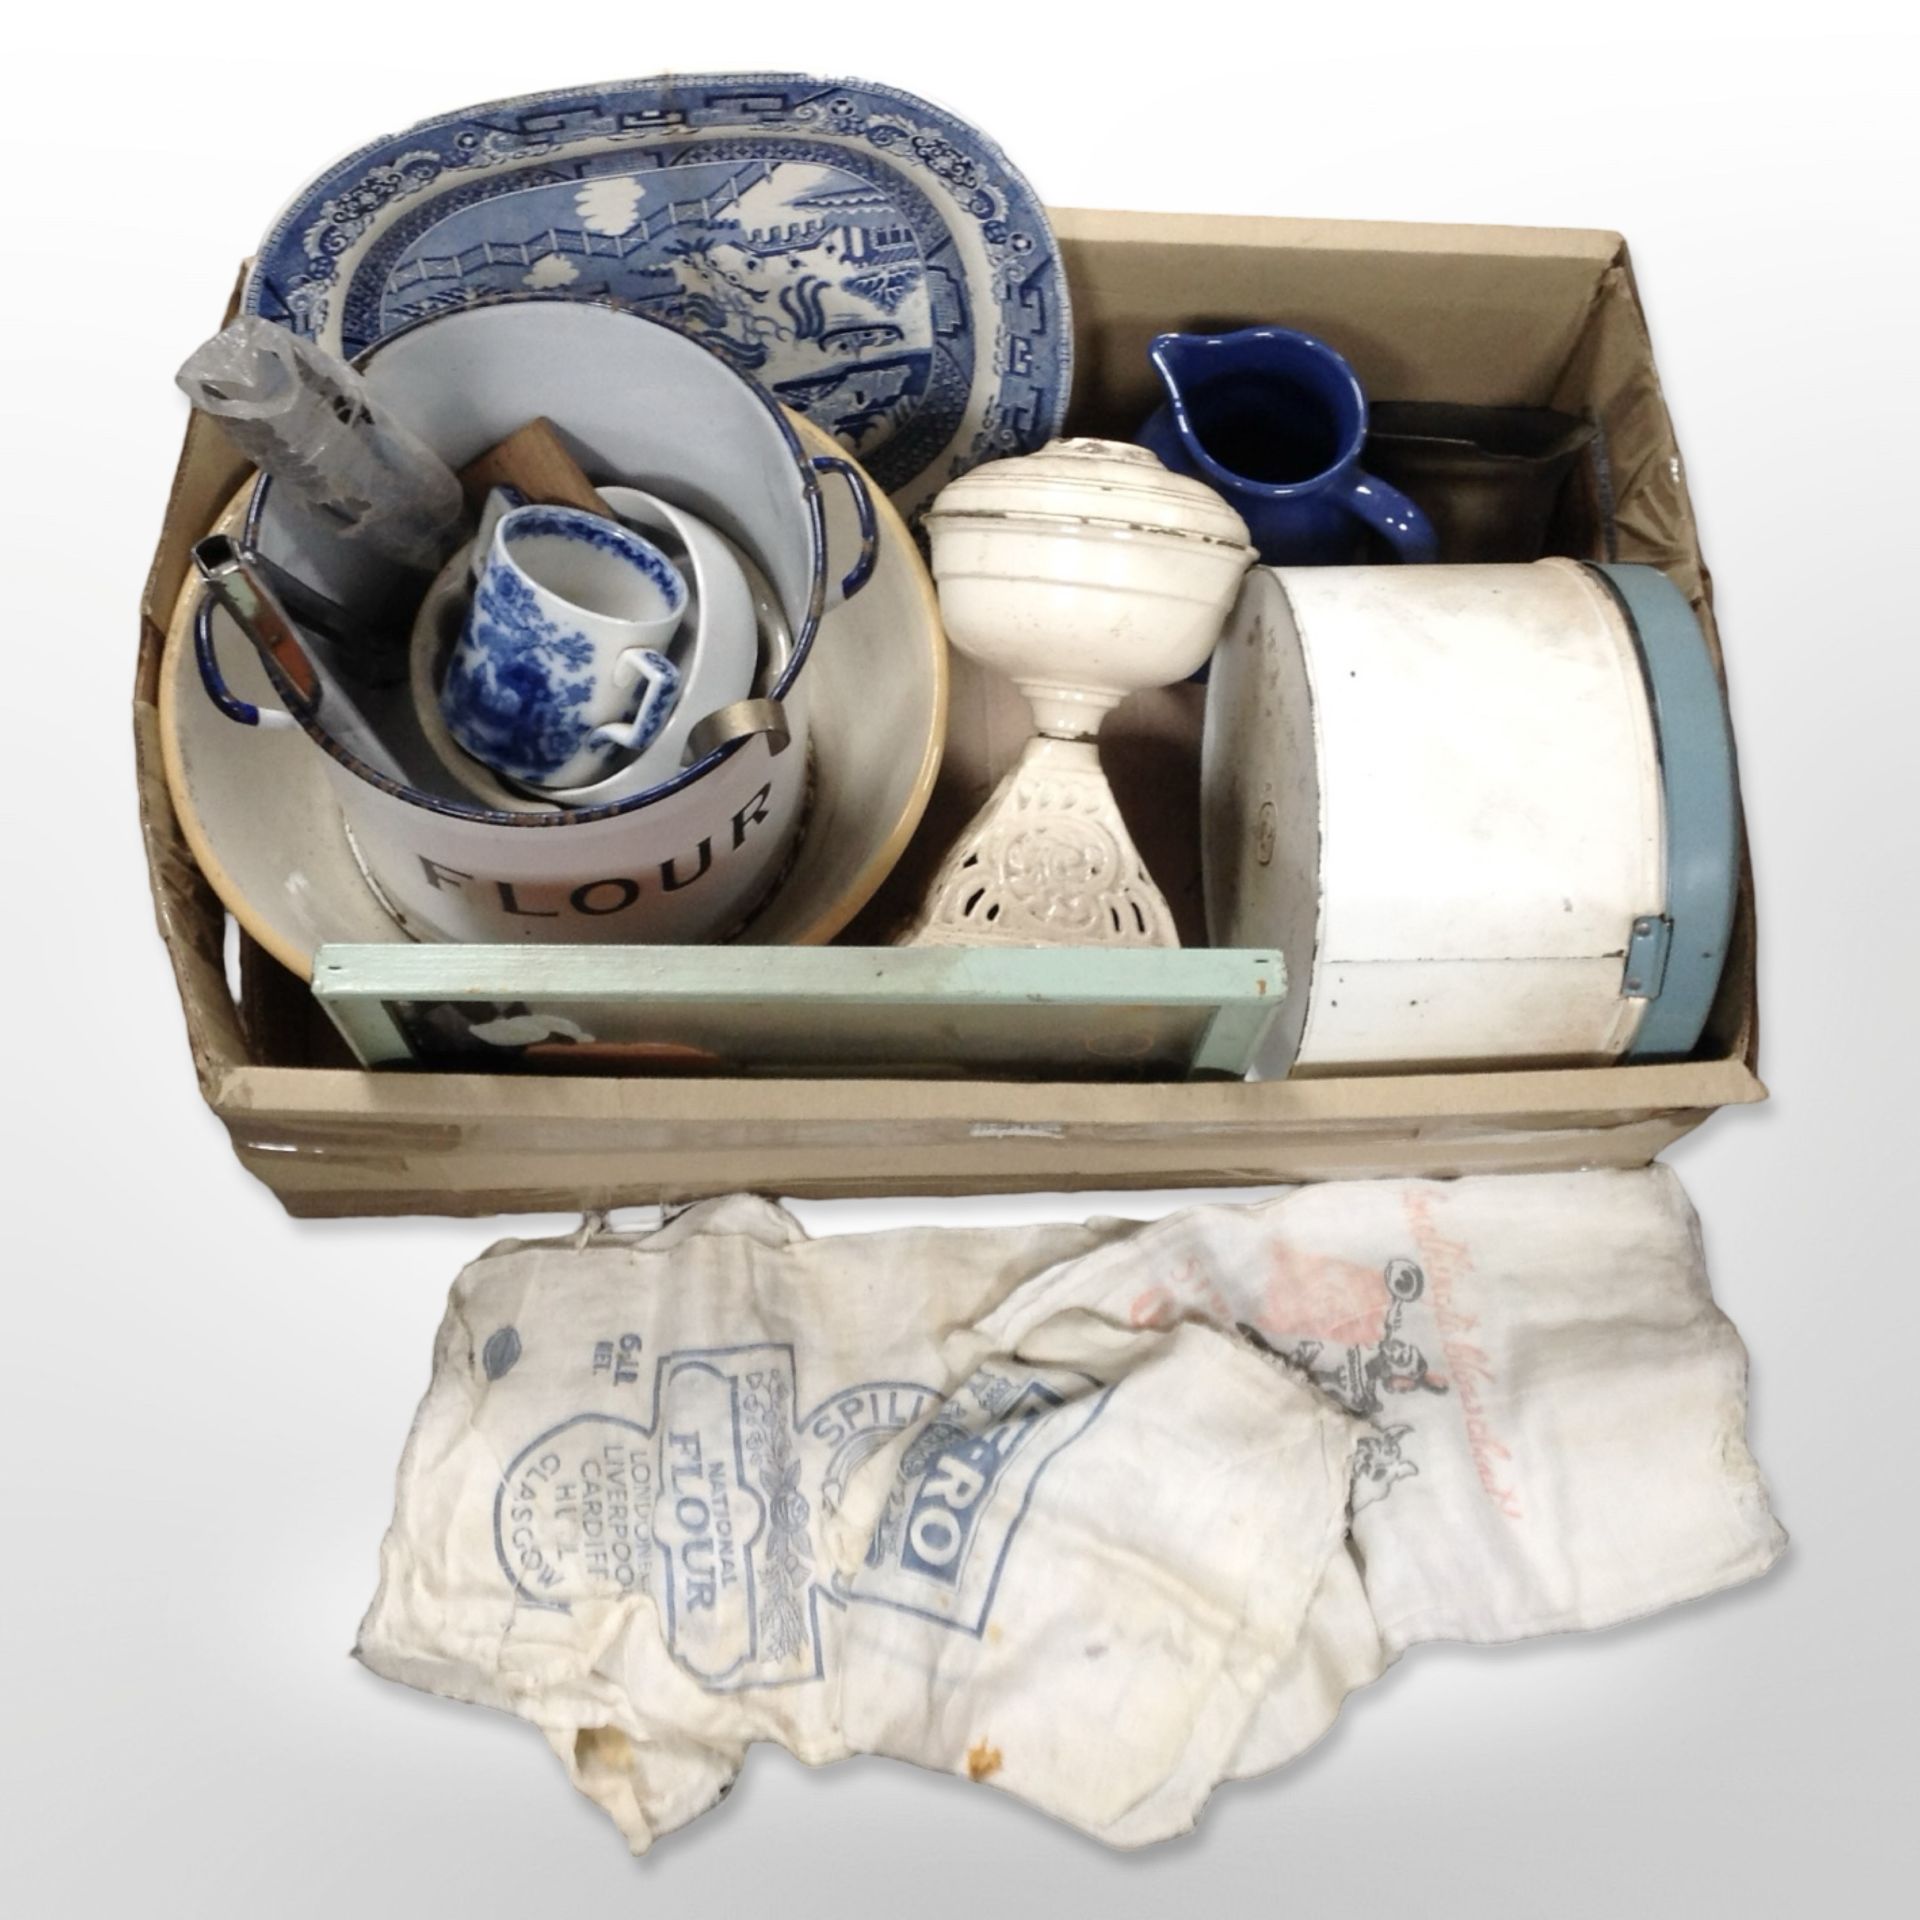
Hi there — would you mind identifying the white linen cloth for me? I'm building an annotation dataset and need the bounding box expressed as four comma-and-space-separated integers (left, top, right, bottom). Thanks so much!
358, 1196, 1133, 1845
976, 1166, 1785, 1655
357, 1170, 1783, 1851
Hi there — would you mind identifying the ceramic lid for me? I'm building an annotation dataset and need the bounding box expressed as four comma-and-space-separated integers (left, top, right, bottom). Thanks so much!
927, 439, 1254, 551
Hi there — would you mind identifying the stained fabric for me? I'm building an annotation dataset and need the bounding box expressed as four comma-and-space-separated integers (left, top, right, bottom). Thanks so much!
356, 1171, 1783, 1850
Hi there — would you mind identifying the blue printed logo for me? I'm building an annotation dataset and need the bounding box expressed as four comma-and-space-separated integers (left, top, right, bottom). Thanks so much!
849, 1363, 1110, 1635
898, 1384, 1065, 1586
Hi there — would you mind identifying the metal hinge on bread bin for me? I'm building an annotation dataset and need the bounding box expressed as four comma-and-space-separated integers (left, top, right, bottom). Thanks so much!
1622, 915, 1673, 999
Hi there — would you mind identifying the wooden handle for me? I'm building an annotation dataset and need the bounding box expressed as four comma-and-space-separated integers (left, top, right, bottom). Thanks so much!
458, 417, 612, 518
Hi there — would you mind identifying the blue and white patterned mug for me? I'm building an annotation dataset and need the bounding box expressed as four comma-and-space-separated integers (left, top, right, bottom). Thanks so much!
442, 503, 686, 791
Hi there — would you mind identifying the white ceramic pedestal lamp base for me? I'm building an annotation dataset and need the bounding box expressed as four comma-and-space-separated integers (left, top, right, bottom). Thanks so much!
907, 733, 1180, 947
899, 438, 1255, 951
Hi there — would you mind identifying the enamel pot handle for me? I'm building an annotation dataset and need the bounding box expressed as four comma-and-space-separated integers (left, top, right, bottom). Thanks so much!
193, 588, 301, 731
812, 453, 879, 606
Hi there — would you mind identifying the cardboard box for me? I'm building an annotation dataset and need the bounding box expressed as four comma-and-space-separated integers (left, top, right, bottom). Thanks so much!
135, 208, 1764, 1218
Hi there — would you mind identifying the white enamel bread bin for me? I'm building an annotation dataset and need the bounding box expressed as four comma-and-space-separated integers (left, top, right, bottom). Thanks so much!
1204, 559, 1737, 1077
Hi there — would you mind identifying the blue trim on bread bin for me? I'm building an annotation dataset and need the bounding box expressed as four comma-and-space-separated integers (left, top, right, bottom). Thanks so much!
1592, 563, 1739, 1060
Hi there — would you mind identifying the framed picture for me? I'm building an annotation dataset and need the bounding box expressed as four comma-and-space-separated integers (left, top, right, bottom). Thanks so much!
312, 945, 1286, 1081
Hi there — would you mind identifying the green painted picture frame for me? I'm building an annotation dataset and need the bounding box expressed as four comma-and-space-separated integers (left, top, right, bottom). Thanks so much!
312, 945, 1286, 1081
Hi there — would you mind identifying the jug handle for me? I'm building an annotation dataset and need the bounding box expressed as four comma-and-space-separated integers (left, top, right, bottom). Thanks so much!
812, 454, 880, 606
1340, 470, 1438, 562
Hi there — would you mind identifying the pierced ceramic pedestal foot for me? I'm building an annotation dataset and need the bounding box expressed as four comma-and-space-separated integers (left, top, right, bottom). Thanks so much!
903, 734, 1179, 947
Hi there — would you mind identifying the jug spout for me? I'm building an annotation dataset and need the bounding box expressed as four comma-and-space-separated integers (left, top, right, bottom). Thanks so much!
1147, 330, 1219, 408
1143, 331, 1231, 471
1138, 331, 1237, 491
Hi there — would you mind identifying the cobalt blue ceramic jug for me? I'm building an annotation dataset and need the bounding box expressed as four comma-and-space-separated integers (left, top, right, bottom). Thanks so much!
1138, 327, 1437, 565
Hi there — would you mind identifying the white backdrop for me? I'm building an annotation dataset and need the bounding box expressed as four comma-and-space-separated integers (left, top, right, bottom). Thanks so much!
3, 4, 1914, 1912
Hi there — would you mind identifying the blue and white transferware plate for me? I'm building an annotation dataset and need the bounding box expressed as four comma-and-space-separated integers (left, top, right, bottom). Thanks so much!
244, 74, 1072, 516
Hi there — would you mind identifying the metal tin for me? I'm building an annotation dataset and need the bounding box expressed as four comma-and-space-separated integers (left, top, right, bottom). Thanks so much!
1204, 558, 1734, 1076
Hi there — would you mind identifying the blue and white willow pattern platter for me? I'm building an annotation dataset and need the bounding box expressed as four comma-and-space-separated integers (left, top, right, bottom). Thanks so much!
244, 74, 1073, 515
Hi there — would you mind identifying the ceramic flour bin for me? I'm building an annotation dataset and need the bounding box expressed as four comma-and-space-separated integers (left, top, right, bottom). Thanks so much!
1203, 559, 1737, 1076
194, 298, 877, 944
